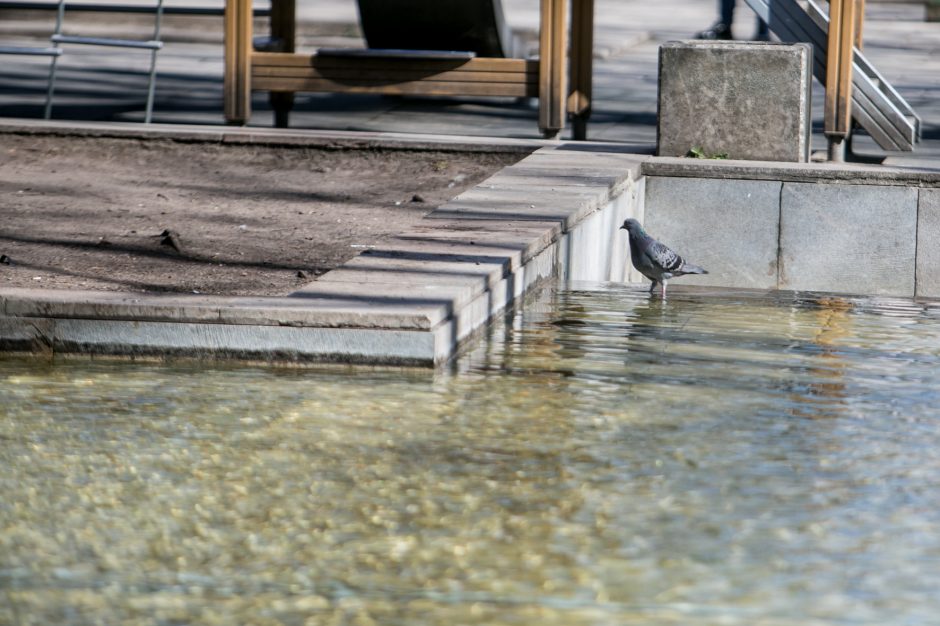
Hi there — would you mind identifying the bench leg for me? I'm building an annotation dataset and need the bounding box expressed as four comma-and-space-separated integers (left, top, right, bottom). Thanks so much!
568, 0, 593, 140
268, 0, 296, 128
538, 0, 568, 138
224, 0, 252, 124
271, 92, 294, 128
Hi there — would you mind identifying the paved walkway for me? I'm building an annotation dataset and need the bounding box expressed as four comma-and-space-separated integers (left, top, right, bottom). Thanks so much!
1, 0, 938, 165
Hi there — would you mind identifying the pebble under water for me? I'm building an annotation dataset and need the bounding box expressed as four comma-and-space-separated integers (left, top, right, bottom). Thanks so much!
3, 283, 940, 625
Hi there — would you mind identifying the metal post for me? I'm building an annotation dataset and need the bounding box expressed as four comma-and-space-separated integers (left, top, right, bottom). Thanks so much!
43, 0, 66, 119
143, 0, 164, 123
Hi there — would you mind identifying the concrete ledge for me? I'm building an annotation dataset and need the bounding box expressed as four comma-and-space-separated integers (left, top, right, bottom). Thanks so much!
0, 143, 645, 366
916, 189, 940, 298
643, 156, 940, 187
0, 288, 450, 328
10, 130, 935, 366
0, 118, 547, 154
0, 317, 439, 364
643, 156, 939, 299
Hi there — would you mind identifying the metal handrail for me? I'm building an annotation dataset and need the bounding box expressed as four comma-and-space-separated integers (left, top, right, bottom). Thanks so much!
0, 1, 269, 16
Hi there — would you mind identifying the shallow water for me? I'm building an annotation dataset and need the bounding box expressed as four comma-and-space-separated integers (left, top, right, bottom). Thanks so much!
3, 284, 940, 625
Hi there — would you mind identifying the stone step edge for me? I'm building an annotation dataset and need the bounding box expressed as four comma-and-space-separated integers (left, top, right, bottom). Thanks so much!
0, 146, 646, 365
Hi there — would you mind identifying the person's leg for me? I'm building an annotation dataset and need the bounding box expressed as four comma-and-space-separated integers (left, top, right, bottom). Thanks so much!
696, 0, 734, 39
720, 0, 735, 26
755, 15, 770, 41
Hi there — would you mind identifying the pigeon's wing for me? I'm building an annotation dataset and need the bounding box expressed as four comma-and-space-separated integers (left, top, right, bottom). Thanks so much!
645, 239, 684, 274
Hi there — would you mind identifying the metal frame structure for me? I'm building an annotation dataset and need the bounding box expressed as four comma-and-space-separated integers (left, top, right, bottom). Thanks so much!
1, 2, 273, 121
0, 17, 64, 115
45, 0, 165, 123
743, 0, 920, 155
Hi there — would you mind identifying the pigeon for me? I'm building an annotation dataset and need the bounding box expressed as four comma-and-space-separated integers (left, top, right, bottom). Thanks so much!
620, 218, 707, 297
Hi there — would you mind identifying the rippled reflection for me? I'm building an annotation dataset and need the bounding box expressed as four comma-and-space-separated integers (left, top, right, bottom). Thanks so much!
3, 284, 940, 625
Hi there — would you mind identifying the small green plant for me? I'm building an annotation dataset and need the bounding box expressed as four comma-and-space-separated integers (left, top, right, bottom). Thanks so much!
687, 146, 729, 160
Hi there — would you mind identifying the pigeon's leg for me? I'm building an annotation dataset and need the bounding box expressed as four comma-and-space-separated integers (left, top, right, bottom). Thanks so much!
661, 280, 668, 298
649, 280, 658, 294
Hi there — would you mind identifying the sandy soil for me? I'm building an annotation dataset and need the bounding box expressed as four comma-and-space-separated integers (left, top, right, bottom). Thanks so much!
0, 134, 522, 296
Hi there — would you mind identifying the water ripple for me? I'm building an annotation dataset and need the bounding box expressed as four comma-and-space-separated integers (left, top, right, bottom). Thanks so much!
3, 284, 940, 624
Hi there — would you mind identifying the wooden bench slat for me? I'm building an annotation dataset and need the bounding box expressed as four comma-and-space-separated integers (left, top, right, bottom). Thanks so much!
251, 51, 536, 74
252, 75, 537, 97
316, 47, 476, 61
252, 65, 537, 85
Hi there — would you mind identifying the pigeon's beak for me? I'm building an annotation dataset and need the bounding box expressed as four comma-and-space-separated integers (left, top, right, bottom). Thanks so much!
619, 225, 626, 230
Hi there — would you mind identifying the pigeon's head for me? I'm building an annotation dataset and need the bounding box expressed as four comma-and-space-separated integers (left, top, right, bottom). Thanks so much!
620, 219, 644, 236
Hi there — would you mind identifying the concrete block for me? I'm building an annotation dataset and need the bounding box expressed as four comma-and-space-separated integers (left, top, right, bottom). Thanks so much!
644, 176, 781, 289
293, 277, 475, 316
51, 319, 437, 365
492, 148, 643, 194
399, 219, 562, 265
780, 182, 918, 296
434, 187, 602, 229
370, 235, 527, 273
336, 250, 509, 290
1, 287, 446, 330
642, 156, 940, 188
0, 317, 54, 355
916, 189, 940, 298
658, 40, 812, 162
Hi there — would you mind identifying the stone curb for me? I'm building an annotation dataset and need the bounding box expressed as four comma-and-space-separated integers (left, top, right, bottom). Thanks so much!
0, 135, 646, 366
0, 118, 548, 154
643, 156, 940, 187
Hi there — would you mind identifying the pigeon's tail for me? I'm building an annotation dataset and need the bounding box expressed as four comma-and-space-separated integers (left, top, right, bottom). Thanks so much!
681, 263, 708, 275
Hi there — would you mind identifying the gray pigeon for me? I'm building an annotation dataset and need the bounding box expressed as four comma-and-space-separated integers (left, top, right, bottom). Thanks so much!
620, 218, 707, 297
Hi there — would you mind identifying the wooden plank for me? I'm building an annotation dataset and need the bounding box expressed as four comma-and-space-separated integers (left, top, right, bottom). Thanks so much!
252, 76, 537, 97
538, 0, 568, 137
824, 0, 843, 137
223, 0, 252, 124
568, 0, 594, 139
802, 0, 919, 139
837, 0, 857, 136
252, 65, 537, 84
825, 0, 856, 139
855, 0, 865, 50
317, 48, 475, 61
567, 0, 593, 115
251, 51, 535, 74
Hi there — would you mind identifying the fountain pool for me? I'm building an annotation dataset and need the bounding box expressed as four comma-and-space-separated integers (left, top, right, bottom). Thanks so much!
3, 283, 940, 625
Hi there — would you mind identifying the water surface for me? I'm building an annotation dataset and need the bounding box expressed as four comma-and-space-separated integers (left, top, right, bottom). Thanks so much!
3, 284, 940, 625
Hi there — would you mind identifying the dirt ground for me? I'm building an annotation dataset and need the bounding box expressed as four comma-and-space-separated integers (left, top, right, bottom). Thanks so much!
0, 134, 522, 296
